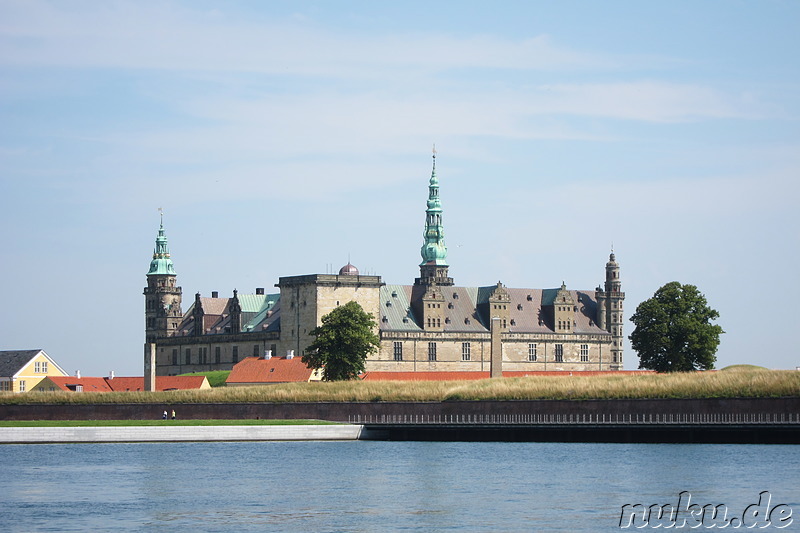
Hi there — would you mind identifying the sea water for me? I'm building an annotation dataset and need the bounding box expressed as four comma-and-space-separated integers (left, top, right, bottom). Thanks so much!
1, 441, 798, 532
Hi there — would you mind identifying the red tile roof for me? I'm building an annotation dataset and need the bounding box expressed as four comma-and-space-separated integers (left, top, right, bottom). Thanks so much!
43, 376, 115, 392
107, 376, 209, 391
361, 370, 654, 381
226, 356, 316, 384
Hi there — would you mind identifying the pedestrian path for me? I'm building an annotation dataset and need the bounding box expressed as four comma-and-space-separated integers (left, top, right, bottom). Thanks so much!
0, 424, 370, 443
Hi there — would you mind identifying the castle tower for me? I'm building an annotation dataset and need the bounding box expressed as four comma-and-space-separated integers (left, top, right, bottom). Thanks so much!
595, 252, 625, 368
415, 148, 453, 287
143, 217, 182, 342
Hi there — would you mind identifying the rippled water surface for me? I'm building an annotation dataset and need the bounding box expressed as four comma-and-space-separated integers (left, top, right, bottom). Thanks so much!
1, 441, 798, 532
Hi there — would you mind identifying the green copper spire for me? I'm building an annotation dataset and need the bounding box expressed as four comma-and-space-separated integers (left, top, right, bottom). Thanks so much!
420, 148, 448, 266
147, 216, 177, 276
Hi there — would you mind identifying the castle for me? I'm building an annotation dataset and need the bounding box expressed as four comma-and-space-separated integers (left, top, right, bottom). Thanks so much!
144, 153, 625, 376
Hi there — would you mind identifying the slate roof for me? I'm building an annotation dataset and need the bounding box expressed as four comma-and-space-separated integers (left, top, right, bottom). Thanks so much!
0, 349, 66, 377
176, 293, 281, 336
226, 356, 316, 384
378, 285, 608, 335
0, 350, 43, 377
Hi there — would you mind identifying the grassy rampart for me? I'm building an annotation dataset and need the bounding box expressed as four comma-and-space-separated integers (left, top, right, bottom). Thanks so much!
1, 370, 797, 404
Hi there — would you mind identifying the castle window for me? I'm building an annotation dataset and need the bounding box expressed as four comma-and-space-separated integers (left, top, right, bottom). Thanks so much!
393, 342, 403, 361
580, 344, 589, 362
253, 345, 259, 356
554, 344, 564, 362
185, 348, 191, 365
428, 342, 437, 361
172, 349, 178, 366
215, 347, 221, 364
528, 343, 537, 362
232, 346, 239, 363
462, 342, 471, 361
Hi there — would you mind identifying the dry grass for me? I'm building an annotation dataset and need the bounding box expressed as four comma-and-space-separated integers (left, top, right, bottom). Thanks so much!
1, 370, 798, 405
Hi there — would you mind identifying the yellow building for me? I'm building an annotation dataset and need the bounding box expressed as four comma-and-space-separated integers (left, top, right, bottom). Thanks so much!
0, 350, 68, 393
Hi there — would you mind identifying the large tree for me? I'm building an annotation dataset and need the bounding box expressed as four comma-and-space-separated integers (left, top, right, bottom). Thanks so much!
629, 282, 724, 372
303, 301, 380, 381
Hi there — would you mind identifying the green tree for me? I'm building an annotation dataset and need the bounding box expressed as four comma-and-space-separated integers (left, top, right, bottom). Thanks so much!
629, 282, 724, 372
303, 301, 380, 381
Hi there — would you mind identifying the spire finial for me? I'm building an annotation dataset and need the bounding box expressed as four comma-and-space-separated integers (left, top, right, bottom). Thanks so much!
158, 207, 164, 227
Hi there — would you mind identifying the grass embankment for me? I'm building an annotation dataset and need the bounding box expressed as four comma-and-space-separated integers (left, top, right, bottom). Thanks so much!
0, 419, 337, 427
1, 370, 797, 404
178, 370, 230, 387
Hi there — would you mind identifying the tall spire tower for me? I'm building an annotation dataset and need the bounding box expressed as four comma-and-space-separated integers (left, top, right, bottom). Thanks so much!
415, 146, 453, 286
144, 213, 183, 342
595, 250, 625, 370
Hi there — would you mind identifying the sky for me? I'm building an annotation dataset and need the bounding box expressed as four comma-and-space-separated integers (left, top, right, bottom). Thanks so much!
1, 1, 798, 376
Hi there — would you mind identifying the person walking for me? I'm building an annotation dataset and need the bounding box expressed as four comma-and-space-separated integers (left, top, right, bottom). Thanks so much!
162, 410, 168, 420
171, 409, 176, 420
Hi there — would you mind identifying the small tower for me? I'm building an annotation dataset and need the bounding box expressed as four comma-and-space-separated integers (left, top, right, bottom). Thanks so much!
415, 148, 454, 287
229, 289, 242, 333
595, 252, 625, 368
144, 217, 182, 342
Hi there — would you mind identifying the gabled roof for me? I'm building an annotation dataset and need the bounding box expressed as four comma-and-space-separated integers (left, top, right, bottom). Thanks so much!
226, 356, 315, 384
175, 293, 281, 336
42, 376, 115, 392
377, 285, 608, 335
106, 376, 209, 391
0, 349, 67, 378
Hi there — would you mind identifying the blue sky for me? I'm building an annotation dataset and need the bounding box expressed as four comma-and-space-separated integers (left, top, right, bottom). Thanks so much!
1, 1, 798, 375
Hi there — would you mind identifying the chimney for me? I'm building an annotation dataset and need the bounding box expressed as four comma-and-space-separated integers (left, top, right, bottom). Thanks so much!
109, 371, 115, 380
264, 350, 272, 360
286, 350, 294, 359
211, 291, 219, 298
256, 287, 265, 295
75, 370, 81, 379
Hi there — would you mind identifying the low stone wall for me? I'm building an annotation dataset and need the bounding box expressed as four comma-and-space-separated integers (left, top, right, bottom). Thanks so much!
1, 397, 798, 422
